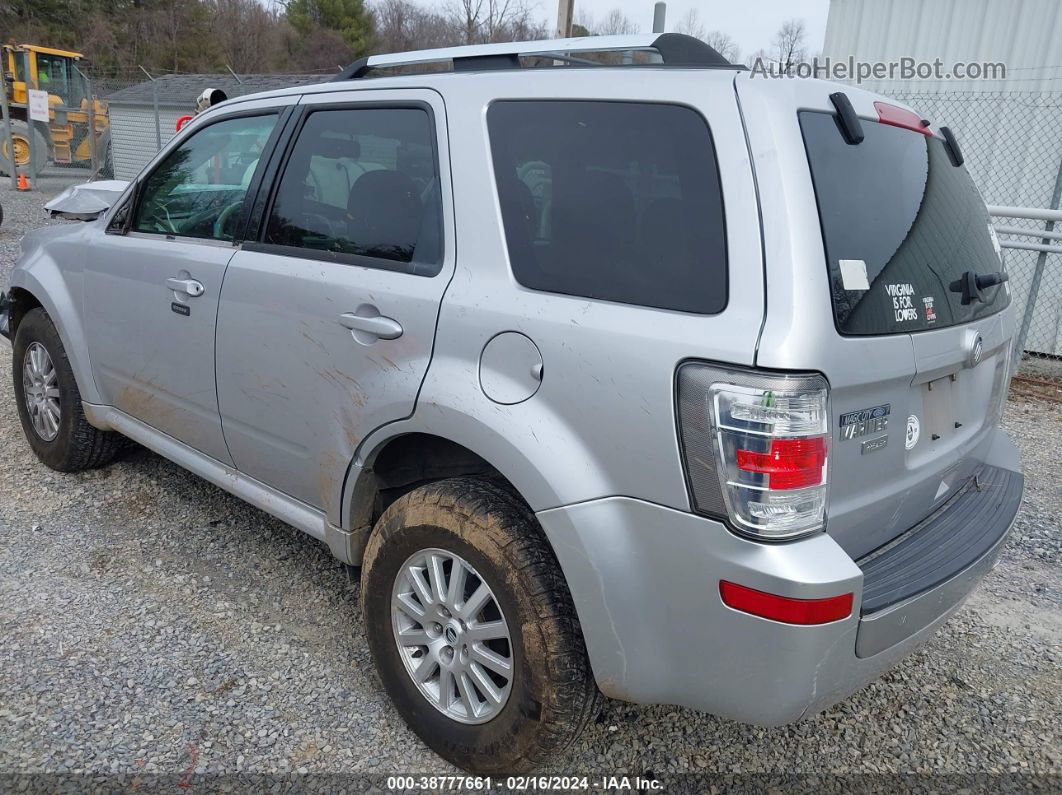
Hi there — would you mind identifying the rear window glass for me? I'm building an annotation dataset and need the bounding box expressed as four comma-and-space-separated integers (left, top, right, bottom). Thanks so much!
487, 101, 727, 314
801, 110, 1008, 335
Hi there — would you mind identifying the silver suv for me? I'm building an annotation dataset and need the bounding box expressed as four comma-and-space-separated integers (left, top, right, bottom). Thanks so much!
1, 34, 1023, 773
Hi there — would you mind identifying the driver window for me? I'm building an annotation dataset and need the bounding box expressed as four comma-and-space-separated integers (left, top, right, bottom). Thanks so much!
133, 113, 278, 242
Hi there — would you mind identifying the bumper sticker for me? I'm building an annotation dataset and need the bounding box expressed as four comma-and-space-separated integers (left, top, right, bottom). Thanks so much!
886, 283, 919, 322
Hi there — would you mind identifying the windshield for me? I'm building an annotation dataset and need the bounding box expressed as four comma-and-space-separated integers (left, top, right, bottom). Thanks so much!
800, 110, 1009, 335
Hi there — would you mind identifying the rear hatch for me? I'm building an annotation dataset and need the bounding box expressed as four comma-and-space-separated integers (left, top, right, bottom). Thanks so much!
737, 77, 1013, 558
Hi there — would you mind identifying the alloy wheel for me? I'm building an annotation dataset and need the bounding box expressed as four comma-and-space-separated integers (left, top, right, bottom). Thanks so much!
390, 548, 514, 724
23, 342, 61, 441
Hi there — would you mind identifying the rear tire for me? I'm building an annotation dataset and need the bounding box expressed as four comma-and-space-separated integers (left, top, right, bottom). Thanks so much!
12, 308, 125, 471
361, 477, 600, 774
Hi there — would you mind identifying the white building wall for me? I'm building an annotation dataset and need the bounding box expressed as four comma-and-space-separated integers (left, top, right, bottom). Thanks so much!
823, 0, 1062, 94
108, 105, 181, 180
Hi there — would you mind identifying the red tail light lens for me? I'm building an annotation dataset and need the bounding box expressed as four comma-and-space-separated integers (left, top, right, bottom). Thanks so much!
737, 437, 827, 491
676, 365, 830, 540
874, 101, 932, 136
720, 581, 853, 625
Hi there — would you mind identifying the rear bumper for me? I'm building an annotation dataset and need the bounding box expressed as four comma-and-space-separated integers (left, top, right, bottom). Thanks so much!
855, 462, 1023, 657
536, 429, 1022, 725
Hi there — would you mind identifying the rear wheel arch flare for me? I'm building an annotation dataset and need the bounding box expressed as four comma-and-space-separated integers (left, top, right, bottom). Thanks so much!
347, 432, 538, 558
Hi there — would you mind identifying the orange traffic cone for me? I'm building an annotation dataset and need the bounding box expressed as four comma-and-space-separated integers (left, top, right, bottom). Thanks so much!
16, 173, 30, 191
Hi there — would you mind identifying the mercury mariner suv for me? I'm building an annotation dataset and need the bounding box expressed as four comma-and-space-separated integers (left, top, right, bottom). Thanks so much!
1, 34, 1023, 773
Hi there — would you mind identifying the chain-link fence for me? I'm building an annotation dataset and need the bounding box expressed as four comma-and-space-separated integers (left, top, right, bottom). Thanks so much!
891, 90, 1062, 398
7, 66, 327, 183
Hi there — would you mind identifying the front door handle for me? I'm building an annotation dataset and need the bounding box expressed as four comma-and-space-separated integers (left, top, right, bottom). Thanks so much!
338, 312, 403, 340
165, 277, 205, 297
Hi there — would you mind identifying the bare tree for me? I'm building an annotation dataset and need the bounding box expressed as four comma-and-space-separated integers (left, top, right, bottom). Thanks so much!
703, 31, 739, 63
286, 25, 354, 71
375, 0, 452, 52
675, 10, 740, 62
675, 8, 706, 39
211, 0, 288, 73
773, 18, 807, 75
595, 8, 639, 35
444, 0, 542, 44
745, 47, 770, 70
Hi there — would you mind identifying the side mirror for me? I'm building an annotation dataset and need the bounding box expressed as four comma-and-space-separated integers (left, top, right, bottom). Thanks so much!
194, 87, 227, 114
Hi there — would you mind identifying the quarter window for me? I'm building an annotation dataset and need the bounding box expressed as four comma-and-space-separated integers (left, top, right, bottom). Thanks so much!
487, 101, 728, 314
264, 107, 442, 274
133, 113, 278, 242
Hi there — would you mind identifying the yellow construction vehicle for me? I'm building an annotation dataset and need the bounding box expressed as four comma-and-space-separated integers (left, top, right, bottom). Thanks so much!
1, 44, 109, 176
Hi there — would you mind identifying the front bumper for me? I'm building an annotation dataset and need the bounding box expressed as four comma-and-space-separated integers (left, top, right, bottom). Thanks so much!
0, 290, 10, 340
536, 430, 1022, 725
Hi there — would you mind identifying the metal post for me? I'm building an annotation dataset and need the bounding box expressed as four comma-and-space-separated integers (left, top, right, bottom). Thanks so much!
86, 92, 98, 177
653, 2, 666, 33
556, 0, 574, 37
140, 65, 161, 152
0, 58, 17, 188
76, 66, 99, 178
24, 50, 37, 184
1015, 157, 1062, 357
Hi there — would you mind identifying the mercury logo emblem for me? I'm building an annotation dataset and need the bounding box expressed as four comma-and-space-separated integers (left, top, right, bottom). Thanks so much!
445, 626, 459, 644
971, 335, 984, 367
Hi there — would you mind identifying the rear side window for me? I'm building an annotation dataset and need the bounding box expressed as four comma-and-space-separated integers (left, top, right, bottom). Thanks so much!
264, 107, 442, 273
487, 101, 727, 314
801, 110, 1008, 335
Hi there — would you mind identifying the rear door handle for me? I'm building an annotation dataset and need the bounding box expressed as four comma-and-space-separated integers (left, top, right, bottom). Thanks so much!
165, 277, 205, 297
338, 312, 403, 340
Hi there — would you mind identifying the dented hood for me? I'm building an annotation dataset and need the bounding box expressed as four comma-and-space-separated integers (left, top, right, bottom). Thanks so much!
44, 180, 130, 220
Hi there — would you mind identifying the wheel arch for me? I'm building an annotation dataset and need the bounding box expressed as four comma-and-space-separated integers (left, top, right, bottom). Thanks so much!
341, 431, 516, 562
8, 269, 101, 405
338, 404, 591, 567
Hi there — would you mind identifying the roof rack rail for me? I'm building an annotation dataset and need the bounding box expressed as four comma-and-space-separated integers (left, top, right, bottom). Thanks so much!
333, 33, 743, 81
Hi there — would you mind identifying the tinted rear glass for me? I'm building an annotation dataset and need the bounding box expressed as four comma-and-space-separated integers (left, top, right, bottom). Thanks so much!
265, 108, 441, 272
488, 101, 727, 314
800, 110, 1008, 335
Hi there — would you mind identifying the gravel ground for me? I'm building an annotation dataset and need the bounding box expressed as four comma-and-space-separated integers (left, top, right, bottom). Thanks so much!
0, 182, 1060, 788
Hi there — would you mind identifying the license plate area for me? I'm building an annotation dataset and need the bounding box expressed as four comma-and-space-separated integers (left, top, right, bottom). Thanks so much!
922, 373, 959, 446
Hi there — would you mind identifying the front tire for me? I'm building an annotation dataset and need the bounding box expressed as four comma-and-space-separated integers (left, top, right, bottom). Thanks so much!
362, 477, 600, 774
0, 120, 48, 177
12, 308, 125, 471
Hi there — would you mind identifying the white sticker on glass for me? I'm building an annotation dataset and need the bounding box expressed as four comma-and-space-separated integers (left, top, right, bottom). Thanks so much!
886, 283, 919, 322
839, 259, 870, 291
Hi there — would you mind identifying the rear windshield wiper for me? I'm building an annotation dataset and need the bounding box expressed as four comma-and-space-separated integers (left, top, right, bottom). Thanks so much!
949, 270, 1008, 305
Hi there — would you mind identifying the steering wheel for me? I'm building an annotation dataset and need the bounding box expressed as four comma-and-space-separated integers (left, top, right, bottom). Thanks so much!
148, 199, 178, 234
213, 200, 244, 239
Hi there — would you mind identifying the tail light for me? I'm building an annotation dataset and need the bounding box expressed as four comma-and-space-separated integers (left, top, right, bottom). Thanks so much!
677, 364, 830, 540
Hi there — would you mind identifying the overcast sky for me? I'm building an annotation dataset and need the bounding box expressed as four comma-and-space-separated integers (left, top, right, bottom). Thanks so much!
546, 0, 831, 59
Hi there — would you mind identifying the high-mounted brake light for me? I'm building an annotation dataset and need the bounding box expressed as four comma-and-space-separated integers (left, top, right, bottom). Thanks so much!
720, 581, 853, 625
874, 101, 932, 136
677, 366, 830, 540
